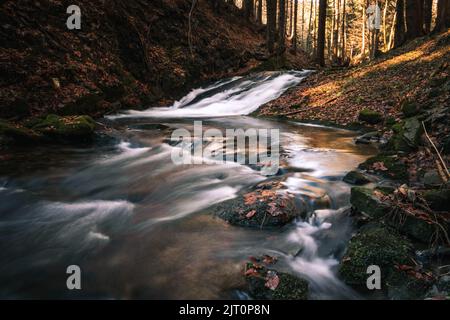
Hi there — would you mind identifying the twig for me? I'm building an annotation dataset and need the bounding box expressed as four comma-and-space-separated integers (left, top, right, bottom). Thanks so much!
422, 121, 450, 179
188, 0, 198, 58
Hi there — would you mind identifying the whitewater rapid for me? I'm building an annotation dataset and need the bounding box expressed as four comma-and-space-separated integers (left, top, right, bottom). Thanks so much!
107, 70, 311, 119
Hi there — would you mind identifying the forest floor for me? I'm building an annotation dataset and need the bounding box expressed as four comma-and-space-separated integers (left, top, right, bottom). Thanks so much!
257, 30, 450, 299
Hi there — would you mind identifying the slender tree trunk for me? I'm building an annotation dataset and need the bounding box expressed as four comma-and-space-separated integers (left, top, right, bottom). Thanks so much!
317, 0, 327, 66
301, 0, 305, 48
307, 0, 314, 52
267, 0, 278, 53
257, 0, 263, 24
383, 0, 389, 50
423, 0, 432, 34
388, 7, 396, 50
341, 0, 346, 59
278, 0, 286, 55
293, 0, 299, 51
335, 0, 341, 57
362, 0, 366, 57
394, 0, 405, 48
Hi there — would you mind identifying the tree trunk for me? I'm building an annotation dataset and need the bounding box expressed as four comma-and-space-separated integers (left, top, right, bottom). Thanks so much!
383, 0, 389, 50
423, 0, 432, 34
278, 0, 286, 55
307, 0, 314, 52
243, 0, 254, 20
393, 0, 406, 48
433, 0, 450, 33
293, 0, 298, 52
267, 0, 278, 53
341, 0, 346, 59
362, 0, 366, 57
405, 0, 423, 39
257, 0, 263, 24
317, 0, 327, 66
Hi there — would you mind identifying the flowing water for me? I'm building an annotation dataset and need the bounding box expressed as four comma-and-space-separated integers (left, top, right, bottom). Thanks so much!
0, 71, 377, 299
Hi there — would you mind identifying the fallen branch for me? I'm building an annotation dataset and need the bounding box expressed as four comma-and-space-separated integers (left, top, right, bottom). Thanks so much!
422, 121, 450, 180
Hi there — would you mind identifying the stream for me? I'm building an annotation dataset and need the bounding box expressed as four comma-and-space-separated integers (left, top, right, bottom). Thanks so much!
0, 71, 377, 299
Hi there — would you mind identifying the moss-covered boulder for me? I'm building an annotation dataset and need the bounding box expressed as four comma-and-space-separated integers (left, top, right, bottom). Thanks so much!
423, 189, 450, 212
358, 109, 383, 124
245, 263, 308, 300
214, 183, 302, 229
358, 154, 408, 180
392, 214, 436, 244
32, 114, 96, 141
343, 171, 373, 185
339, 224, 413, 288
401, 101, 419, 118
0, 119, 41, 144
385, 117, 423, 152
350, 187, 390, 219
387, 269, 433, 300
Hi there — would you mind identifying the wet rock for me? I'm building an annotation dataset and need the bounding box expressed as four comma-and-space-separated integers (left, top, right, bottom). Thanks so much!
355, 131, 381, 144
423, 189, 450, 212
343, 170, 373, 185
422, 170, 443, 187
402, 117, 423, 147
390, 214, 436, 244
32, 114, 96, 142
350, 187, 390, 219
401, 101, 419, 118
0, 119, 41, 144
339, 224, 413, 288
387, 270, 433, 300
214, 187, 302, 229
384, 117, 423, 153
359, 154, 408, 181
358, 109, 383, 125
245, 263, 308, 300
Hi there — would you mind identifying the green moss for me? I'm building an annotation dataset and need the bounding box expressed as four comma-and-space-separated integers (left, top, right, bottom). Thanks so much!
359, 155, 408, 180
350, 187, 389, 218
423, 189, 450, 212
0, 119, 40, 143
271, 273, 309, 300
339, 225, 412, 287
385, 116, 397, 127
401, 101, 419, 118
33, 115, 95, 141
358, 109, 383, 124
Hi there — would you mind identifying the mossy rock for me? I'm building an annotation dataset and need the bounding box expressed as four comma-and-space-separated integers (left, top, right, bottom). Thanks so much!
350, 187, 390, 218
214, 185, 303, 229
245, 266, 308, 300
339, 224, 413, 288
32, 114, 95, 141
343, 171, 373, 185
392, 214, 436, 244
385, 117, 422, 152
385, 116, 397, 127
423, 189, 450, 212
359, 155, 408, 180
401, 101, 419, 118
0, 119, 41, 144
358, 109, 383, 124
387, 268, 433, 300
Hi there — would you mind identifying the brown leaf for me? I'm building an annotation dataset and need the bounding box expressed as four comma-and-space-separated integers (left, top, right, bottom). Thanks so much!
245, 210, 256, 219
265, 272, 280, 290
372, 161, 388, 171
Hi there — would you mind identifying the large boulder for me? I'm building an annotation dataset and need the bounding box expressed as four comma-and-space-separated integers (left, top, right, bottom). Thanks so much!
343, 170, 373, 185
358, 154, 408, 181
384, 117, 423, 152
339, 224, 413, 288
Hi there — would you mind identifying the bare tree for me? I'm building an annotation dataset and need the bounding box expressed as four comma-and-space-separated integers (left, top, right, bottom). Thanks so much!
317, 0, 328, 66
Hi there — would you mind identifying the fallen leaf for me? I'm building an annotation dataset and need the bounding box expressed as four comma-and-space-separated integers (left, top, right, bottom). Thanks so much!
265, 271, 280, 290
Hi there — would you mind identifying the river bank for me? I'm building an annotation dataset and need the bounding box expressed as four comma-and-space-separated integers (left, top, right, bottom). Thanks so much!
255, 30, 450, 299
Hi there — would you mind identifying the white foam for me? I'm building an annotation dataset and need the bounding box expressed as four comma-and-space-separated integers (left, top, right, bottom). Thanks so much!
107, 71, 311, 119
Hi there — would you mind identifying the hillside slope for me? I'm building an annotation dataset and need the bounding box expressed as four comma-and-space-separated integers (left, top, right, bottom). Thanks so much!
0, 0, 277, 119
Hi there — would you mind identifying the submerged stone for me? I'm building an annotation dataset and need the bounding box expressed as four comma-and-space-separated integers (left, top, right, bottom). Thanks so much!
32, 114, 96, 141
